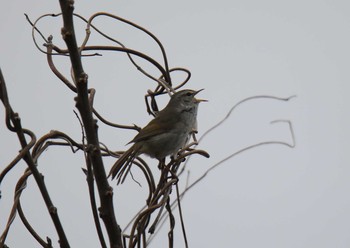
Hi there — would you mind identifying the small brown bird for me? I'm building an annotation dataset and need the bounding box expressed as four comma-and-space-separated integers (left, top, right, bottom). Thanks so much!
109, 89, 206, 180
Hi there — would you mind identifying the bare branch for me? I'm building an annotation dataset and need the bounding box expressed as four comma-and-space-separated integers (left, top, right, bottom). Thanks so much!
0, 69, 70, 248
58, 1, 122, 247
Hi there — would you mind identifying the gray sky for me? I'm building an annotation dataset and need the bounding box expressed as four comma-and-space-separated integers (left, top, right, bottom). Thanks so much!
1, 0, 350, 247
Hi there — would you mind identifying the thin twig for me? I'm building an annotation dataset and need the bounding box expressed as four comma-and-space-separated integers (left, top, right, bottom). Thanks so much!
176, 183, 188, 248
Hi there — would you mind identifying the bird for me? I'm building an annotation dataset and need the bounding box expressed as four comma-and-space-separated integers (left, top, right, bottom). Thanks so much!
108, 89, 206, 180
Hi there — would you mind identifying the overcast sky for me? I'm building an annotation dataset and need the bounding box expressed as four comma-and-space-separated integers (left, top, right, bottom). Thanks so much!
1, 0, 350, 247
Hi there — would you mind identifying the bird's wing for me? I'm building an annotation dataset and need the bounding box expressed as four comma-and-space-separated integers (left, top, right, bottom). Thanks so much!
130, 114, 180, 143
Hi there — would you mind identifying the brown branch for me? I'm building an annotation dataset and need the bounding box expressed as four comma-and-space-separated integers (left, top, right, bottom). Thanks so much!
0, 68, 70, 247
16, 173, 53, 248
45, 39, 77, 92
0, 145, 27, 186
47, 42, 170, 87
58, 1, 122, 247
85, 12, 172, 85
77, 45, 169, 84
74, 109, 108, 248
93, 107, 141, 131
85, 151, 108, 248
83, 13, 170, 88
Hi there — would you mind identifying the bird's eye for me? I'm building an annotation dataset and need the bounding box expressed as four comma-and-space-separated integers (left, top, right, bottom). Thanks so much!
186, 92, 192, 96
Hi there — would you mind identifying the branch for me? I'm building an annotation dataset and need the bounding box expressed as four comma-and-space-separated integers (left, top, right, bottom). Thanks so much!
58, 1, 122, 247
0, 68, 70, 247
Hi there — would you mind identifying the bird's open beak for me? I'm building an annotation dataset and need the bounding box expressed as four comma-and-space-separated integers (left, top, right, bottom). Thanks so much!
194, 89, 208, 103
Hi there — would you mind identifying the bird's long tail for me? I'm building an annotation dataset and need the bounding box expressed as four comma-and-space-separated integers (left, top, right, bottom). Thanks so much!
108, 144, 139, 181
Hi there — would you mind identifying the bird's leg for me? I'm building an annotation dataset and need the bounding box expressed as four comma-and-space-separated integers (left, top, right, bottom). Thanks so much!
182, 129, 199, 153
157, 157, 166, 170
190, 129, 198, 144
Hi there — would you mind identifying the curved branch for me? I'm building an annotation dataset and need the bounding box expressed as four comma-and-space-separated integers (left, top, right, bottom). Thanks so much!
76, 45, 169, 84
200, 95, 296, 143
93, 107, 141, 131
85, 12, 172, 85
45, 39, 77, 92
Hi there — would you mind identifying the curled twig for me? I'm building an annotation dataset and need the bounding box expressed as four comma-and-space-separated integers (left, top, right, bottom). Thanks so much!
45, 37, 77, 92
84, 12, 172, 85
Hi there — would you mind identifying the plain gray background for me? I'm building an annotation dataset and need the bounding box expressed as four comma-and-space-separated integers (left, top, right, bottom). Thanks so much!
1, 0, 350, 247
